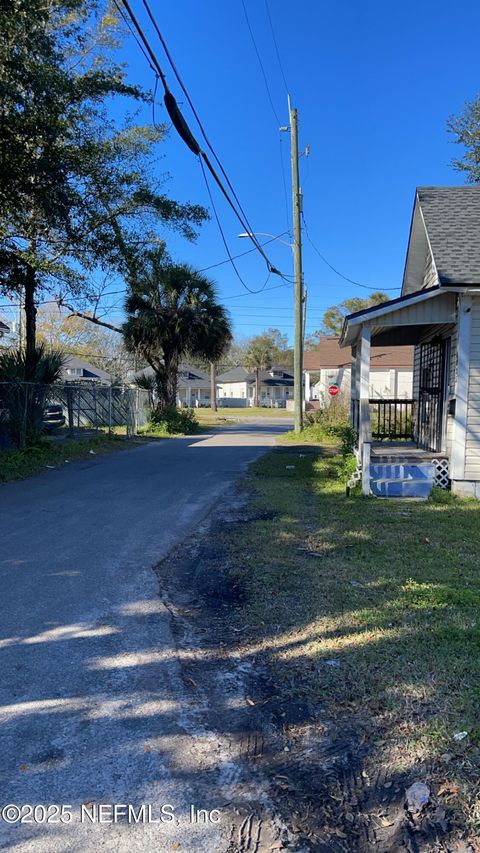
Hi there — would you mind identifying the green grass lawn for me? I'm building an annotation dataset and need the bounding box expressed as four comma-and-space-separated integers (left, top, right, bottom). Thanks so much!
224, 448, 480, 838
195, 406, 294, 421
0, 434, 134, 483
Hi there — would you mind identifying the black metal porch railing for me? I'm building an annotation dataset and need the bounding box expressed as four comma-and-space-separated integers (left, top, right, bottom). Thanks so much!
369, 398, 414, 440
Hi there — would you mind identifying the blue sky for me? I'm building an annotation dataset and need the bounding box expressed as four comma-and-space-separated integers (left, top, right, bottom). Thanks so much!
99, 1, 480, 339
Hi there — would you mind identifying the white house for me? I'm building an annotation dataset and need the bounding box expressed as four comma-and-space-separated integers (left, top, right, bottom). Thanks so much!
133, 364, 211, 407
340, 185, 480, 498
216, 365, 294, 407
177, 365, 211, 407
304, 337, 413, 404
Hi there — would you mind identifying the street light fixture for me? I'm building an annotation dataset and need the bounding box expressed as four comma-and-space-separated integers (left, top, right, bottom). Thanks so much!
237, 232, 294, 252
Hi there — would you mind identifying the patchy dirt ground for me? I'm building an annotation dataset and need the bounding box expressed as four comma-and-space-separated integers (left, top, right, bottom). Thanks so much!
155, 482, 478, 853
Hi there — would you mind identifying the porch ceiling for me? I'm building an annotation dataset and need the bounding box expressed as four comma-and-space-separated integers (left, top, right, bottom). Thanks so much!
340, 289, 456, 347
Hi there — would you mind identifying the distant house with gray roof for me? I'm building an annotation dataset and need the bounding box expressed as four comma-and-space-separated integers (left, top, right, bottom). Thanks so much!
340, 185, 480, 498
62, 356, 112, 384
133, 364, 211, 407
216, 365, 294, 407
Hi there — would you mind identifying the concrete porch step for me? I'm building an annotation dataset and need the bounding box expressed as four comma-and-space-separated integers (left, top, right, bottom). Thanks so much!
370, 478, 433, 499
369, 461, 435, 499
370, 463, 435, 481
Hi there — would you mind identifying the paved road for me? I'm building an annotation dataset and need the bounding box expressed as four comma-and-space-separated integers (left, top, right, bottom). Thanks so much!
0, 421, 290, 852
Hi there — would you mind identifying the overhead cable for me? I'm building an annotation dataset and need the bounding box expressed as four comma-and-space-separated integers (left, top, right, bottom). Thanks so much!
302, 214, 400, 292
118, 0, 285, 282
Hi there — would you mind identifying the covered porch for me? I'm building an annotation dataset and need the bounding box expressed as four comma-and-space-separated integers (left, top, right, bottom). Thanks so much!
340, 287, 458, 496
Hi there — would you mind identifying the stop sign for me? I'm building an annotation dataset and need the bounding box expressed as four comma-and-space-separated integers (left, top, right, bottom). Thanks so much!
328, 384, 339, 397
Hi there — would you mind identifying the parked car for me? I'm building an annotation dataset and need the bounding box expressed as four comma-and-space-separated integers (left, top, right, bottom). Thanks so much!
43, 403, 66, 433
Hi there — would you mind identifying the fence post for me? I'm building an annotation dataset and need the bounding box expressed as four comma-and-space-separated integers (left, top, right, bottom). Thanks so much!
66, 385, 74, 437
108, 385, 112, 435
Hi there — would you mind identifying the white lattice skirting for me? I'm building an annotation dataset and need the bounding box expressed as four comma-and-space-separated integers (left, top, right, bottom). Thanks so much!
346, 447, 362, 490
432, 458, 450, 489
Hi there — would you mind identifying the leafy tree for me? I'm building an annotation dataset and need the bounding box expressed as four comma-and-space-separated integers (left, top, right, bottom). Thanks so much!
448, 96, 480, 182
251, 327, 293, 369
35, 305, 134, 381
320, 293, 389, 336
244, 340, 273, 407
123, 251, 232, 412
304, 332, 320, 351
0, 0, 206, 377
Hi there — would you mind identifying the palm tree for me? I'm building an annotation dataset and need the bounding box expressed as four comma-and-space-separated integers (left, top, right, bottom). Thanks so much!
244, 341, 273, 408
0, 345, 65, 446
123, 252, 232, 414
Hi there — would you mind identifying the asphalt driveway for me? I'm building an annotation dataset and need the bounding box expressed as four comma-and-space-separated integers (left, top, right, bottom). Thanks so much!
0, 421, 290, 852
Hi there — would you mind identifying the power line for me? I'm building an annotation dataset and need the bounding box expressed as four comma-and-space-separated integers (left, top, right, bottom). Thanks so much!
199, 231, 289, 272
223, 281, 292, 300
240, 0, 290, 233
240, 0, 281, 126
199, 156, 278, 295
264, 0, 290, 95
302, 214, 400, 293
112, 0, 158, 77
135, 0, 286, 282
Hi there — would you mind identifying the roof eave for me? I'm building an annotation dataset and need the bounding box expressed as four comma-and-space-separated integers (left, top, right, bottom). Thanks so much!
339, 285, 444, 347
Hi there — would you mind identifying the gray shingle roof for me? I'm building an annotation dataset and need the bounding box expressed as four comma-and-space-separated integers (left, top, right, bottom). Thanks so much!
417, 186, 480, 285
134, 363, 210, 389
217, 365, 293, 384
62, 356, 112, 382
216, 367, 250, 382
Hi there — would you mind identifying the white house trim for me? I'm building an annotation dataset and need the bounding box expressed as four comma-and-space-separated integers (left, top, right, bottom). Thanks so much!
359, 327, 371, 447
339, 286, 443, 346
451, 295, 472, 481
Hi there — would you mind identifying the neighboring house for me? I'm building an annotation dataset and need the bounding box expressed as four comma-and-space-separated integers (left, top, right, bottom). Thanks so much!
216, 365, 294, 407
304, 337, 413, 403
133, 364, 211, 407
177, 365, 211, 407
62, 356, 112, 384
340, 185, 480, 498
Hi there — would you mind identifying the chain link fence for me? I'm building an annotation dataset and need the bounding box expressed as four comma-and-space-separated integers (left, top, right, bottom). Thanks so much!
0, 382, 151, 449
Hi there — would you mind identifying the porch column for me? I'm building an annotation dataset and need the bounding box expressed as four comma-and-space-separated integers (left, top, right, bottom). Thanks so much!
350, 347, 358, 428
451, 295, 472, 483
304, 371, 311, 402
358, 326, 372, 449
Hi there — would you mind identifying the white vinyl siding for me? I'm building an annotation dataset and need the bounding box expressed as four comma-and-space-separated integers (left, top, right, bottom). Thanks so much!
464, 297, 480, 479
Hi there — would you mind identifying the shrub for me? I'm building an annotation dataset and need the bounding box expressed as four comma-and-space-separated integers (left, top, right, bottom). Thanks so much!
0, 346, 64, 447
304, 398, 356, 456
147, 406, 199, 435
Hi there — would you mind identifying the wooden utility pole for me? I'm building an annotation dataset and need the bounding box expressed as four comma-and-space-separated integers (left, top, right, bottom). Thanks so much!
210, 362, 217, 412
289, 101, 304, 432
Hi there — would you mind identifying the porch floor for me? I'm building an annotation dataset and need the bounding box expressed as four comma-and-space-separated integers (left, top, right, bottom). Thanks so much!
371, 441, 447, 462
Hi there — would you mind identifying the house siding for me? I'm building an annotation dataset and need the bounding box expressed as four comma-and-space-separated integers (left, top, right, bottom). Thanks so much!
313, 366, 412, 403
464, 297, 480, 479
363, 292, 456, 330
